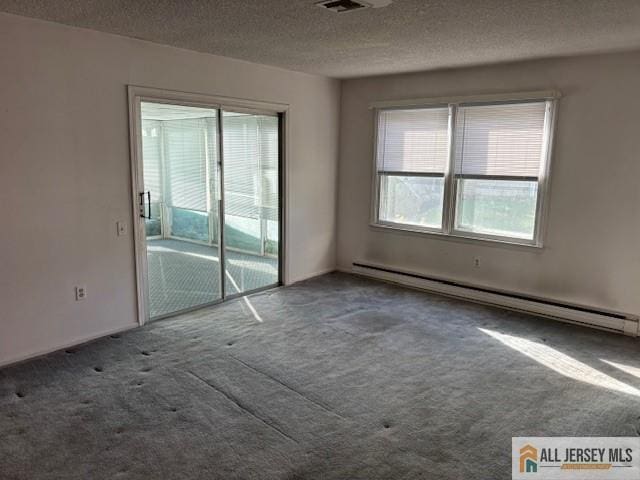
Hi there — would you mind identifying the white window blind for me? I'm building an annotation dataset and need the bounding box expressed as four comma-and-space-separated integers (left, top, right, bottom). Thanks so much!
454, 102, 547, 178
373, 95, 555, 244
223, 113, 279, 221
164, 118, 210, 212
141, 119, 162, 204
376, 107, 450, 174
258, 116, 279, 219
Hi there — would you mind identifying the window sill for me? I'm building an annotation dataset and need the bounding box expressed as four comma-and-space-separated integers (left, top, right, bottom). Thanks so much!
369, 222, 544, 250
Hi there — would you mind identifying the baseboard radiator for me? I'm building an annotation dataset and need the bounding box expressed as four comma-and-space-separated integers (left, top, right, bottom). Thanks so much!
352, 262, 639, 337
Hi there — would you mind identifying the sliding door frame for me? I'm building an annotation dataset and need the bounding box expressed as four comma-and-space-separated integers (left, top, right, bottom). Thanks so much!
127, 85, 288, 326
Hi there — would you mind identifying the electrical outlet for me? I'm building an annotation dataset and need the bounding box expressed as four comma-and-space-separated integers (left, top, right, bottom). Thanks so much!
116, 221, 127, 236
75, 286, 87, 301
474, 257, 481, 268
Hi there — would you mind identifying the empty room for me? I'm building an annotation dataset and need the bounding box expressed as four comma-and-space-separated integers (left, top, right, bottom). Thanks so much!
2, 1, 640, 478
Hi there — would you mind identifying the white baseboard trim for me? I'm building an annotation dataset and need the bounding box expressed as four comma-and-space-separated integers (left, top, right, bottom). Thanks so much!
351, 261, 639, 337
0, 323, 139, 369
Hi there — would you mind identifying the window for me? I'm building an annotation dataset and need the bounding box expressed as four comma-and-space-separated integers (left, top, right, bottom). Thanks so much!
373, 94, 555, 245
376, 107, 449, 229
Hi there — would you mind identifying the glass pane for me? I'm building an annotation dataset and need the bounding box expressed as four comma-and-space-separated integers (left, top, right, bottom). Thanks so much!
141, 119, 163, 238
455, 178, 538, 239
379, 175, 444, 229
140, 102, 221, 319
223, 111, 279, 296
169, 207, 209, 242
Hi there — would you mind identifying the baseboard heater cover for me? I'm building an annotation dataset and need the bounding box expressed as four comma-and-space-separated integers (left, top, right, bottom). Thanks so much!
352, 262, 638, 337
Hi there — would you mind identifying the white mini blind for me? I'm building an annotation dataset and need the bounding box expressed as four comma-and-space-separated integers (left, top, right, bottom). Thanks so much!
454, 101, 547, 177
376, 107, 450, 174
165, 118, 210, 212
258, 116, 279, 218
141, 119, 162, 204
223, 113, 278, 221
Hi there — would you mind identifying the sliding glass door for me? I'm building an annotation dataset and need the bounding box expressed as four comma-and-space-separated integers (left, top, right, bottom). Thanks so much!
140, 102, 222, 319
136, 100, 281, 320
222, 111, 280, 296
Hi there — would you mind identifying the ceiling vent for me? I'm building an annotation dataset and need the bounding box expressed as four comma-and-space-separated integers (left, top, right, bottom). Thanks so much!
316, 0, 369, 12
316, 0, 392, 13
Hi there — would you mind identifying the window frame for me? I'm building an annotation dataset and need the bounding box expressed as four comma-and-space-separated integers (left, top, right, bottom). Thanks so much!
370, 91, 559, 247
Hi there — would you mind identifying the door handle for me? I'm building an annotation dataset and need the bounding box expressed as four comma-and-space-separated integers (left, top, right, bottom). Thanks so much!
139, 191, 151, 219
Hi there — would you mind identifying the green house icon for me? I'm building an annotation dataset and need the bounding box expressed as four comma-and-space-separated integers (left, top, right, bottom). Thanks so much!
524, 458, 537, 473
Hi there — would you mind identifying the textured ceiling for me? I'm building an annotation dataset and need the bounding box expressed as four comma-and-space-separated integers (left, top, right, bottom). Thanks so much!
1, 0, 640, 78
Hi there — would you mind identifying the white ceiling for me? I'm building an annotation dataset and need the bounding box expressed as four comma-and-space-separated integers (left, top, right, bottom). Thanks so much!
2, 0, 640, 78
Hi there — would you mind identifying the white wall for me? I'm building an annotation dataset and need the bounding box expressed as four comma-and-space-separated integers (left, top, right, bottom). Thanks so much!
0, 13, 340, 366
338, 51, 640, 317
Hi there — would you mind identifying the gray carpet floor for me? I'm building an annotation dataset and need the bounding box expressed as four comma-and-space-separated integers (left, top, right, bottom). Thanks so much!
147, 239, 278, 318
2, 272, 640, 479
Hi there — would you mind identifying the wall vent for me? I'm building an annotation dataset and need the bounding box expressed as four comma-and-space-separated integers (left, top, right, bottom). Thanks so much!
316, 0, 371, 13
